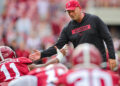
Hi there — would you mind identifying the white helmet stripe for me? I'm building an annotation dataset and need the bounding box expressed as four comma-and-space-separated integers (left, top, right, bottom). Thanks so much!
0, 50, 5, 61
83, 44, 90, 66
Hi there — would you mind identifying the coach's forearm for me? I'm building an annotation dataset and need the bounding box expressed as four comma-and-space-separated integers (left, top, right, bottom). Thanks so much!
41, 46, 57, 58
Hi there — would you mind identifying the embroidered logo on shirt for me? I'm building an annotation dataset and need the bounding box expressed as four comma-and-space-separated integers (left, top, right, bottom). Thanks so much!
72, 24, 91, 34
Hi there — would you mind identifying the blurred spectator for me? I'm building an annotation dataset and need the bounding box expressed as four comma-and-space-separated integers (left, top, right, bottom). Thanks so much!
42, 35, 55, 50
0, 0, 5, 14
6, 21, 16, 44
50, 18, 61, 37
37, 0, 49, 20
16, 11, 32, 35
0, 25, 6, 45
48, 0, 59, 20
113, 38, 120, 52
37, 19, 53, 40
15, 41, 30, 58
17, 1, 27, 17
94, 0, 120, 7
9, 39, 18, 51
78, 0, 88, 10
26, 30, 41, 50
26, 0, 37, 20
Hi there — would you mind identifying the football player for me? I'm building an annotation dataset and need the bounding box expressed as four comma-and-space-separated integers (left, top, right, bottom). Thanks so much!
56, 43, 119, 86
8, 44, 68, 86
28, 44, 68, 69
0, 46, 32, 86
8, 63, 68, 86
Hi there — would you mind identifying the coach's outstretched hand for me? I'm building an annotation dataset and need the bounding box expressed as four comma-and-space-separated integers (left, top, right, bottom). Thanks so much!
29, 50, 41, 61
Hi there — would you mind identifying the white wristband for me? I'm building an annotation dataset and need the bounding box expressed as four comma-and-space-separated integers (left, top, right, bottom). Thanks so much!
56, 48, 64, 63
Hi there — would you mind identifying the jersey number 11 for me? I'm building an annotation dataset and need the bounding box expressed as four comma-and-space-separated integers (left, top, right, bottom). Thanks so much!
0, 63, 20, 80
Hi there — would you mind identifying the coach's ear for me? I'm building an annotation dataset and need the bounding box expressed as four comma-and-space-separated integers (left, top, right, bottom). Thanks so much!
108, 59, 117, 70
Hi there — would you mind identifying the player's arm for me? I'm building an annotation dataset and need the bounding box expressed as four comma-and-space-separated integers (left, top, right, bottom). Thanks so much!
28, 58, 59, 70
95, 16, 116, 70
28, 45, 67, 70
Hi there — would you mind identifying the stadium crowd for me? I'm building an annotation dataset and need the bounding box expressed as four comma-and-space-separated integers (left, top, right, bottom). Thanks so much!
0, 0, 71, 58
93, 0, 120, 7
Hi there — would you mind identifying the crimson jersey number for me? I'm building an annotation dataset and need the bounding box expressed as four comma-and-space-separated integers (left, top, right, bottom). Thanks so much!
46, 68, 65, 83
67, 70, 113, 86
0, 63, 20, 80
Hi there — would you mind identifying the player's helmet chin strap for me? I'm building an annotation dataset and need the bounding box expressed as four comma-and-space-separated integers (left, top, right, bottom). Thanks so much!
0, 50, 5, 61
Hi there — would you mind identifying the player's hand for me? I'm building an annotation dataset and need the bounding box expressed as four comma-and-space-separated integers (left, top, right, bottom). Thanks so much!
60, 44, 68, 56
108, 59, 116, 70
29, 50, 41, 61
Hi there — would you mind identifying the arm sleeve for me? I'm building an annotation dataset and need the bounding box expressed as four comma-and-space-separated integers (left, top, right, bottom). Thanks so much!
41, 27, 69, 58
95, 16, 115, 59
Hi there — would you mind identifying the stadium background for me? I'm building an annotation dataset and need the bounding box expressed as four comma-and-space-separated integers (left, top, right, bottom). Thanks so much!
0, 0, 120, 61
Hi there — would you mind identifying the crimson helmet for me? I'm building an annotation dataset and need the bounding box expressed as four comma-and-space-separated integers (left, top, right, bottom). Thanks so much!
72, 43, 102, 66
0, 46, 16, 61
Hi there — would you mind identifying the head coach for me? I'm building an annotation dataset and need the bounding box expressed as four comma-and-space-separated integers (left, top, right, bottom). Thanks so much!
29, 0, 116, 70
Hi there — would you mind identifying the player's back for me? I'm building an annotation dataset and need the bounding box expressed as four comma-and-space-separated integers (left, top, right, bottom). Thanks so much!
56, 68, 119, 86
0, 57, 32, 83
28, 63, 68, 86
